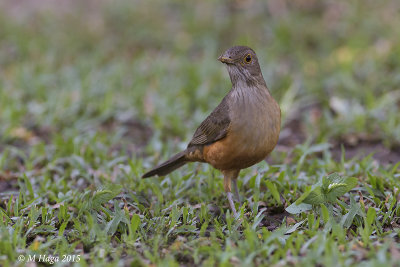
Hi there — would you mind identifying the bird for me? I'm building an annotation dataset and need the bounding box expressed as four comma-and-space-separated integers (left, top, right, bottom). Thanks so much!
142, 46, 281, 216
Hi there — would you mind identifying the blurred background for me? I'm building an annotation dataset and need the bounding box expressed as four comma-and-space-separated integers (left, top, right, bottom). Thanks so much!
1, 0, 400, 174
1, 1, 400, 265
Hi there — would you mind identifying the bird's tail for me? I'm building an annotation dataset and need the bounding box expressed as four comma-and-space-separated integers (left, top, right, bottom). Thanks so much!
142, 151, 187, 178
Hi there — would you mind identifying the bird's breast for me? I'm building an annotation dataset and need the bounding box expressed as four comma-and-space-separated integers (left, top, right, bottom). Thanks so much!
230, 91, 280, 155
203, 88, 281, 170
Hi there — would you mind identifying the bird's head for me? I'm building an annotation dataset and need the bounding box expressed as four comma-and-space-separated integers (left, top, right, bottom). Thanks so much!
218, 46, 265, 87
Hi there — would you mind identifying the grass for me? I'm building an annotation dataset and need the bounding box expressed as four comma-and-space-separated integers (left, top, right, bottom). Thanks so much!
0, 0, 400, 266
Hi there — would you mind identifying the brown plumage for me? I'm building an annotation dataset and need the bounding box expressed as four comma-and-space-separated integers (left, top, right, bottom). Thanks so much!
142, 46, 281, 215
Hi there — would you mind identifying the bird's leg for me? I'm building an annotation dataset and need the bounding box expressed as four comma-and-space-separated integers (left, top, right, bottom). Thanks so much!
232, 178, 241, 204
227, 192, 237, 216
222, 170, 240, 216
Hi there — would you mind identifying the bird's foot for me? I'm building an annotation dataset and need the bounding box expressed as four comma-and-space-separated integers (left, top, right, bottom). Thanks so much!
232, 179, 242, 204
227, 192, 238, 217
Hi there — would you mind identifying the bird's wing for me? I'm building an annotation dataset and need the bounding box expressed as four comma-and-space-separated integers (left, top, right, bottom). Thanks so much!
188, 95, 231, 147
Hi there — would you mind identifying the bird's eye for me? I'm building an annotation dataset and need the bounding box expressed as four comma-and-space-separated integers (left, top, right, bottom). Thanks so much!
244, 54, 252, 64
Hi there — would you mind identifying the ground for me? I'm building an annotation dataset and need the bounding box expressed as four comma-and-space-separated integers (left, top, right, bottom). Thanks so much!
0, 0, 400, 266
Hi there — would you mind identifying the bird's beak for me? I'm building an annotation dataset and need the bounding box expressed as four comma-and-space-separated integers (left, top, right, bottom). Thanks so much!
218, 55, 234, 64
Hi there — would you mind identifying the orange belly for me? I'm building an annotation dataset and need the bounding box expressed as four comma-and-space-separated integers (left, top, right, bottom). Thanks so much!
203, 130, 278, 170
